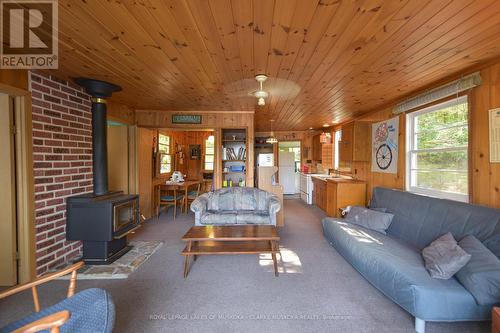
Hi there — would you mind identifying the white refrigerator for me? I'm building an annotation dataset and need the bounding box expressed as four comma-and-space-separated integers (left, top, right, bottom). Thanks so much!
279, 151, 296, 194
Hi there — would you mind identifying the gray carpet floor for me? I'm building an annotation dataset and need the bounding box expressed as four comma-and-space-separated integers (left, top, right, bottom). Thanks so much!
0, 199, 490, 332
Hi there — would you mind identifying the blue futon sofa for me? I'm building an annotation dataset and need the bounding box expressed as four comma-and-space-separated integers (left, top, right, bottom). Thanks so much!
322, 187, 500, 333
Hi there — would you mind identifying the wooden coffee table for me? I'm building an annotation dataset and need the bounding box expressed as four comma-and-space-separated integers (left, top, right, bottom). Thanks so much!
181, 225, 280, 278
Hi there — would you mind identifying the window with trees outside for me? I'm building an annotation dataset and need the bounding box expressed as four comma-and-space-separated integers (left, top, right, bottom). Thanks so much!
204, 135, 215, 170
406, 95, 469, 202
158, 134, 171, 174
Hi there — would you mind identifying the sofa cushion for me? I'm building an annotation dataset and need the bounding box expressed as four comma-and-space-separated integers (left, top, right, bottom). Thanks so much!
322, 218, 491, 321
218, 190, 234, 210
422, 232, 471, 279
344, 206, 394, 234
369, 187, 500, 258
233, 188, 257, 210
236, 210, 270, 224
200, 210, 237, 225
1, 288, 115, 333
456, 235, 500, 305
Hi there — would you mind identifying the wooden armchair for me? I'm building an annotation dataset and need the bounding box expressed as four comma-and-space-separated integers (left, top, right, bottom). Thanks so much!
493, 307, 500, 333
0, 261, 114, 333
0, 262, 82, 333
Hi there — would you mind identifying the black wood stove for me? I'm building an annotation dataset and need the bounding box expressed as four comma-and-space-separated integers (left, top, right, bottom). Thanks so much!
66, 78, 140, 264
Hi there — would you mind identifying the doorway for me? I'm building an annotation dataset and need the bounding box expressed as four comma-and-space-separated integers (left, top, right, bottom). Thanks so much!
278, 141, 301, 195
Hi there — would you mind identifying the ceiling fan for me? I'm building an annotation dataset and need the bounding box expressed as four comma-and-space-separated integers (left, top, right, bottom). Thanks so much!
223, 75, 301, 107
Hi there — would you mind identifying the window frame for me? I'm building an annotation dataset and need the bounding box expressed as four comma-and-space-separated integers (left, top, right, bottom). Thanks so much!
204, 135, 215, 171
158, 133, 172, 175
405, 95, 469, 202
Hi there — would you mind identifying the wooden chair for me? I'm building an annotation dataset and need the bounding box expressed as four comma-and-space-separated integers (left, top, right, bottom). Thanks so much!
493, 307, 500, 333
157, 185, 185, 219
184, 182, 201, 213
0, 262, 83, 333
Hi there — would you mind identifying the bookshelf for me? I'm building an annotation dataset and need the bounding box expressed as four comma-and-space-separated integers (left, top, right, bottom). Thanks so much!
221, 128, 247, 187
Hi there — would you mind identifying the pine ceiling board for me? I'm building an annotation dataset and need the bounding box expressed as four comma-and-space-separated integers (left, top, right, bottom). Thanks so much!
60, 1, 200, 107
58, 6, 183, 107
280, 0, 419, 129
166, 0, 232, 86
262, 0, 340, 118
265, 0, 297, 78
185, 0, 242, 91
135, 0, 219, 95
259, 0, 298, 116
370, 0, 497, 82
295, 0, 455, 121
85, 1, 216, 105
258, 0, 325, 119
208, 0, 244, 85
274, 0, 400, 129
231, 0, 255, 79
149, 0, 223, 89
252, 0, 275, 75
52, 1, 500, 130
397, 6, 500, 82
279, 0, 477, 130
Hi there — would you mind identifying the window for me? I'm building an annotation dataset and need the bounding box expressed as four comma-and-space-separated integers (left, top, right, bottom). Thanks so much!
406, 96, 469, 202
158, 134, 171, 174
204, 135, 215, 170
334, 130, 341, 170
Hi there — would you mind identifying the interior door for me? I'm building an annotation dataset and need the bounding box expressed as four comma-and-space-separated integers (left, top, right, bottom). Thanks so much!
0, 93, 17, 286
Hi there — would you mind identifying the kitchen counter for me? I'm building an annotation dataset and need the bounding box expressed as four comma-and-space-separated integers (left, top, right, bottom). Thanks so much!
311, 176, 367, 217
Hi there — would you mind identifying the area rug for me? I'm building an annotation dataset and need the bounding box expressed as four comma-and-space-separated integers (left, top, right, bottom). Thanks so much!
57, 241, 163, 280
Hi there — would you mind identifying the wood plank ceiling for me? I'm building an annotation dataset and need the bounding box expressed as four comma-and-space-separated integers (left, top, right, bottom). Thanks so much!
53, 0, 500, 131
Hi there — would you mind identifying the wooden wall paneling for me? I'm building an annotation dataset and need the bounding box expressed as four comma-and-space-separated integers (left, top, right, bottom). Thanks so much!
138, 127, 154, 219
107, 125, 129, 193
471, 67, 491, 207
488, 64, 500, 207
107, 102, 135, 124
0, 70, 28, 95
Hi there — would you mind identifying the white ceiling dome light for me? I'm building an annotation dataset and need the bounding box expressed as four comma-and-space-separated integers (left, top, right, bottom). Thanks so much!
253, 74, 269, 106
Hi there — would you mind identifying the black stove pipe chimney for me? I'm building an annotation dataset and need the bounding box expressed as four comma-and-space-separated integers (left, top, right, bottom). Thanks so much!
74, 78, 122, 196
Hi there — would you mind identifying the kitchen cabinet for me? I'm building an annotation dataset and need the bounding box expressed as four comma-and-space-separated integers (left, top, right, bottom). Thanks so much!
312, 177, 327, 211
312, 176, 366, 217
339, 122, 370, 162
312, 134, 322, 161
321, 143, 333, 169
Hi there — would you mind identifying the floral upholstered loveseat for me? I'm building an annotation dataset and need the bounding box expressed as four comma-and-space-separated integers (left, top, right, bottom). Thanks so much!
190, 187, 281, 226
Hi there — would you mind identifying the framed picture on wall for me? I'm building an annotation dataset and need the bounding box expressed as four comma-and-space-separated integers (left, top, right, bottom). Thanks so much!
190, 144, 201, 160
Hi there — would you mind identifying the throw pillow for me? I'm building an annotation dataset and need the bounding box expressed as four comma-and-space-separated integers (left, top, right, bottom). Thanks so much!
422, 232, 471, 279
343, 206, 394, 234
456, 235, 500, 305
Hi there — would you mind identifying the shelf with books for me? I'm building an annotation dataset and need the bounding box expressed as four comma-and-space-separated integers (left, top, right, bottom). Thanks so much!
220, 128, 247, 187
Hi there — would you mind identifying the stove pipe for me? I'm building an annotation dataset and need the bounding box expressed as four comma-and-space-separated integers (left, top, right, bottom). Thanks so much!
74, 78, 122, 196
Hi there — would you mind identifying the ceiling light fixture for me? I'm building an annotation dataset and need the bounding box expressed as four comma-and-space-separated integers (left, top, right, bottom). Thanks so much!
266, 119, 278, 144
322, 124, 329, 127
253, 74, 269, 106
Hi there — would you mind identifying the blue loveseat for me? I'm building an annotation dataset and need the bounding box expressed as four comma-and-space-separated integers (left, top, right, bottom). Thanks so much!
322, 187, 500, 333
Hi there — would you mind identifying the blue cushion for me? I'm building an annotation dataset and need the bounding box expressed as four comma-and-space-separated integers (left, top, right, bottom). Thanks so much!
456, 235, 500, 305
344, 206, 394, 234
1, 288, 115, 333
161, 194, 183, 201
322, 218, 491, 321
369, 187, 500, 257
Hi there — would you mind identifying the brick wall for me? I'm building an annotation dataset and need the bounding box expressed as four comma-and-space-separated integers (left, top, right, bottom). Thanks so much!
30, 71, 93, 276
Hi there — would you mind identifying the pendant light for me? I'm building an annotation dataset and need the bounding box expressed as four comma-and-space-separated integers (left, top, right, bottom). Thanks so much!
266, 119, 278, 144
